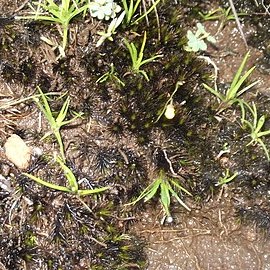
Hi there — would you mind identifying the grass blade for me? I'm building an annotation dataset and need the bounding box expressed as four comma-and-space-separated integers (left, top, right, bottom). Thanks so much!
230, 52, 250, 91
23, 173, 71, 192
78, 186, 111, 196
160, 181, 171, 217
203, 83, 225, 101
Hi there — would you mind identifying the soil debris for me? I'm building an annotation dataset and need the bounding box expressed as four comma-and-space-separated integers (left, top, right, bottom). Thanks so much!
3, 134, 31, 169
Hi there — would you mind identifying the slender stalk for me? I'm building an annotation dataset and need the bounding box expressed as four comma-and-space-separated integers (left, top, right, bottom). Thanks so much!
228, 0, 248, 48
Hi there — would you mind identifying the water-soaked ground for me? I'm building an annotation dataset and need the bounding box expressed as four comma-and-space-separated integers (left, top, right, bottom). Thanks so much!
136, 193, 270, 270
0, 0, 270, 269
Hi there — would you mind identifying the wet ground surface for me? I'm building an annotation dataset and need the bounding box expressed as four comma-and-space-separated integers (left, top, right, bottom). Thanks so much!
0, 0, 270, 269
136, 195, 270, 270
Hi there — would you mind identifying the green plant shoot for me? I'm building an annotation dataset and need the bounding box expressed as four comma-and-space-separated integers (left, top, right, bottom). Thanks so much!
24, 156, 110, 195
96, 63, 125, 86
16, 0, 89, 57
242, 102, 270, 160
216, 169, 238, 186
121, 0, 160, 25
199, 7, 246, 32
126, 170, 191, 221
124, 31, 163, 81
155, 81, 184, 122
34, 87, 83, 162
203, 52, 259, 112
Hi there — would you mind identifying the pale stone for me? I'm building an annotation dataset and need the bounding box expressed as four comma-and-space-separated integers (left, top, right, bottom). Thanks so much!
4, 134, 31, 170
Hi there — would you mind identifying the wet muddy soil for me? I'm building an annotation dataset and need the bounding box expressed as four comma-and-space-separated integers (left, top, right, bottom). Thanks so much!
0, 0, 270, 269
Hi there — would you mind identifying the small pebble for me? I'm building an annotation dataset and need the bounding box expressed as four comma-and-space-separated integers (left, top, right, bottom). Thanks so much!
4, 134, 31, 170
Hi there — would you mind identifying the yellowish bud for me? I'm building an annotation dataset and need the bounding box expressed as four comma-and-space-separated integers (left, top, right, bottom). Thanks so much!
165, 104, 175, 119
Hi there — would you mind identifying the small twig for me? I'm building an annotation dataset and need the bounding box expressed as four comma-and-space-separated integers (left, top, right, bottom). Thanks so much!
228, 0, 248, 48
262, 0, 270, 15
163, 149, 177, 176
14, 0, 29, 13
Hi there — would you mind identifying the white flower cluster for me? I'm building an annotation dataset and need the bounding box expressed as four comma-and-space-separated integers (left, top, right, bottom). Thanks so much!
89, 0, 121, 20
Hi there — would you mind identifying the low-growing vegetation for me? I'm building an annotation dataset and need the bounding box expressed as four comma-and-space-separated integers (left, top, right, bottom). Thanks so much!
0, 0, 270, 269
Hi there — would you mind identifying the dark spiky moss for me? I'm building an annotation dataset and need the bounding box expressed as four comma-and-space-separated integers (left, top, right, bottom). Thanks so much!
0, 171, 147, 270
237, 205, 270, 234
2, 1, 270, 269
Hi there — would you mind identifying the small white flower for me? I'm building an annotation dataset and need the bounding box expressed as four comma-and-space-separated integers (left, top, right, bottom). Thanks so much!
89, 0, 121, 20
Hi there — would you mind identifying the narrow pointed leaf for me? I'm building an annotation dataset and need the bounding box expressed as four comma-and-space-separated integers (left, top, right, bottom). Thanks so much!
168, 186, 191, 211
203, 83, 225, 101
78, 186, 111, 196
230, 52, 250, 91
57, 157, 78, 192
23, 173, 71, 192
144, 179, 161, 202
160, 181, 171, 217
257, 138, 270, 161
255, 115, 266, 134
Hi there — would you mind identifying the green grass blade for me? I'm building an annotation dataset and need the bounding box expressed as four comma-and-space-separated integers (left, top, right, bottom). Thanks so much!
167, 185, 191, 211
160, 181, 171, 217
230, 52, 250, 91
17, 15, 62, 23
257, 130, 270, 137
35, 87, 55, 124
122, 0, 128, 14
130, 43, 138, 66
23, 173, 71, 192
228, 66, 256, 100
133, 0, 141, 14
139, 70, 149, 81
54, 131, 65, 161
236, 78, 259, 97
203, 83, 225, 101
252, 102, 258, 127
143, 179, 161, 201
255, 115, 266, 134
57, 157, 78, 192
56, 97, 70, 126
138, 32, 147, 64
169, 178, 192, 196
127, 0, 134, 23
62, 0, 70, 12
140, 54, 162, 66
257, 138, 270, 161
78, 186, 111, 196
242, 119, 254, 131
132, 0, 160, 25
125, 183, 154, 205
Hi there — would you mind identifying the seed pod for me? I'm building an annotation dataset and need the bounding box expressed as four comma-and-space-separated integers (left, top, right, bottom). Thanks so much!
165, 104, 175, 119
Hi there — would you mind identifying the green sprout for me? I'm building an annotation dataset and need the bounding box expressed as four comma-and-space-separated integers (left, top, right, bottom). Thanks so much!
24, 156, 110, 195
124, 31, 163, 81
199, 7, 246, 32
34, 87, 83, 162
216, 169, 238, 186
96, 63, 125, 86
126, 170, 191, 222
199, 7, 237, 21
184, 23, 216, 52
96, 11, 125, 47
242, 102, 270, 160
16, 0, 89, 57
121, 0, 161, 25
203, 52, 259, 112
